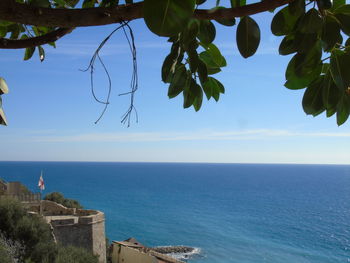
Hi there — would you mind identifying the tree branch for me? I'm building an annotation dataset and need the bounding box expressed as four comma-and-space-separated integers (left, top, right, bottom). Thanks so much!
0, 28, 73, 49
0, 0, 293, 28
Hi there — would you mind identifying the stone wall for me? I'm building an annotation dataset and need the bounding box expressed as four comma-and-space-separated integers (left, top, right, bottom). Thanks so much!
29, 200, 106, 263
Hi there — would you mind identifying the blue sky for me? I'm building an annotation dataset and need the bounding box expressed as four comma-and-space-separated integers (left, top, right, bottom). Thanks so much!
1, 4, 350, 164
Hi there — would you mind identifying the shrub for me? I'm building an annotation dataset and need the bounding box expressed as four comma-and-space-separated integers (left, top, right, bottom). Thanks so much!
55, 246, 99, 263
0, 197, 57, 263
0, 239, 14, 263
44, 192, 83, 209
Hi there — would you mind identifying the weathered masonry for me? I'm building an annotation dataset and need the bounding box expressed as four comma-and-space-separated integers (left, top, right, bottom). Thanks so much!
31, 200, 107, 263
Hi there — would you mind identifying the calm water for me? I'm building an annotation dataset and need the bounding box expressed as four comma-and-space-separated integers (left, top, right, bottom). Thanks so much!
1, 162, 350, 263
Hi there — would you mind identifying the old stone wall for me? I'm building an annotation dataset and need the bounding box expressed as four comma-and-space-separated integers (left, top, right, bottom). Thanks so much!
44, 206, 106, 263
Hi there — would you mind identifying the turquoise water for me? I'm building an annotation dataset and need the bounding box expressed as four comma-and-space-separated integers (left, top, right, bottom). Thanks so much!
1, 162, 350, 263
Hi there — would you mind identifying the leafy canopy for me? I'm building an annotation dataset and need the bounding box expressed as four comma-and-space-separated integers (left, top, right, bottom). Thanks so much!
1, 0, 350, 125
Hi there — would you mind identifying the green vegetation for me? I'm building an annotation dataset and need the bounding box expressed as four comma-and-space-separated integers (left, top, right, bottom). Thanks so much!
44, 192, 83, 209
1, 0, 350, 125
0, 197, 97, 263
55, 246, 99, 263
0, 240, 13, 263
0, 197, 56, 262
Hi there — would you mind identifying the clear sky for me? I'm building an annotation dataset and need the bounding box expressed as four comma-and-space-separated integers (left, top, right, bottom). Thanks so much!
1, 3, 350, 164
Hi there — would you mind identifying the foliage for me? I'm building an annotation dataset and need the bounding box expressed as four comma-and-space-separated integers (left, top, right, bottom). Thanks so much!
1, 0, 350, 125
0, 238, 14, 263
44, 192, 83, 209
55, 246, 99, 263
0, 197, 57, 263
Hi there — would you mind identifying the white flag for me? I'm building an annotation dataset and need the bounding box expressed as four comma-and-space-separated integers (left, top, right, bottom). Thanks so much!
38, 172, 45, 191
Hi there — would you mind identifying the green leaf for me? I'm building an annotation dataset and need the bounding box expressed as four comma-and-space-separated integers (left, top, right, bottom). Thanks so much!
168, 65, 188, 98
334, 4, 350, 15
199, 51, 221, 75
297, 9, 323, 34
318, 0, 333, 10
183, 78, 202, 109
336, 94, 350, 125
321, 15, 342, 52
203, 77, 222, 101
193, 83, 203, 111
230, 0, 245, 8
24, 47, 35, 61
236, 16, 260, 58
294, 32, 318, 53
330, 49, 350, 91
331, 0, 345, 11
197, 59, 208, 85
335, 13, 350, 36
302, 77, 325, 116
187, 46, 199, 73
322, 72, 340, 116
285, 52, 322, 90
212, 7, 236, 27
197, 20, 216, 45
200, 43, 226, 67
144, 0, 196, 37
271, 7, 299, 36
162, 54, 175, 83
288, 0, 305, 16
279, 35, 297, 55
182, 19, 199, 44
0, 26, 7, 38
82, 0, 97, 8
294, 42, 322, 78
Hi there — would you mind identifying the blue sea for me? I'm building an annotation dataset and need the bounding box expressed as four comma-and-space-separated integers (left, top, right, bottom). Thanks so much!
1, 162, 350, 263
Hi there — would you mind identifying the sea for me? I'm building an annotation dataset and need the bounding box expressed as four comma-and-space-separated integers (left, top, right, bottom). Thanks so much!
1, 162, 350, 263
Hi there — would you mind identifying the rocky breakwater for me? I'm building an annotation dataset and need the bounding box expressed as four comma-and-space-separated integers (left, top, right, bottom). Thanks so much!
151, 246, 195, 254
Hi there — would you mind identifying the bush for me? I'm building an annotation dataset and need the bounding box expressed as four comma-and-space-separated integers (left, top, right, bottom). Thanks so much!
0, 240, 13, 263
55, 246, 99, 263
0, 197, 57, 263
44, 192, 83, 209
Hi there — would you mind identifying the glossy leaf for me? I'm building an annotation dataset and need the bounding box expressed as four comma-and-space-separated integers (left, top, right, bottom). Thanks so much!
168, 65, 188, 98
302, 77, 325, 116
213, 7, 236, 27
271, 7, 298, 36
335, 13, 350, 36
294, 42, 322, 78
24, 47, 35, 61
197, 20, 216, 45
199, 51, 221, 75
197, 59, 208, 85
285, 53, 322, 90
279, 35, 297, 55
330, 50, 350, 91
322, 72, 340, 117
230, 0, 245, 8
318, 0, 333, 10
144, 0, 195, 37
236, 16, 260, 58
336, 94, 350, 125
200, 43, 226, 67
321, 15, 342, 52
297, 9, 323, 34
288, 0, 305, 16
294, 32, 318, 54
203, 77, 222, 101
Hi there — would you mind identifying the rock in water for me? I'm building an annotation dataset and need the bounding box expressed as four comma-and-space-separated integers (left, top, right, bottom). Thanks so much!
151, 246, 195, 254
